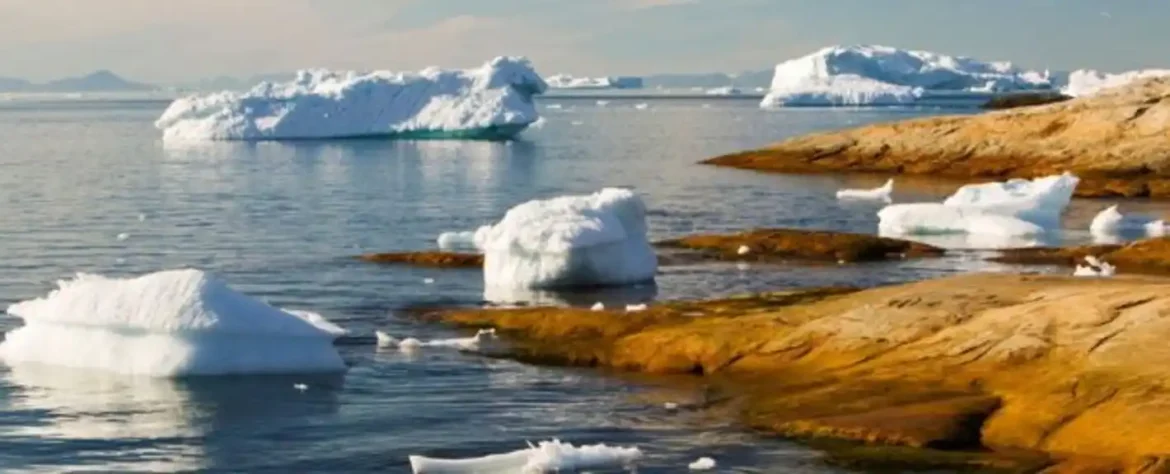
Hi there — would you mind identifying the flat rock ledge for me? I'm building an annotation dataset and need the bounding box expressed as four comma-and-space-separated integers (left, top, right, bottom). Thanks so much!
424, 273, 1170, 472
993, 237, 1170, 275
704, 77, 1170, 198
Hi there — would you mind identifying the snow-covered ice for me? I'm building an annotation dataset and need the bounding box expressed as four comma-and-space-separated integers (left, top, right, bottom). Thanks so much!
375, 329, 497, 352
878, 173, 1078, 244
761, 45, 1054, 107
445, 188, 657, 289
546, 74, 643, 90
836, 178, 893, 202
689, 457, 717, 471
0, 269, 347, 376
408, 439, 642, 474
155, 57, 547, 141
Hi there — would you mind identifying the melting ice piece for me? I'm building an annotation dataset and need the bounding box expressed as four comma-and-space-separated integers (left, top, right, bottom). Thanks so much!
293, 383, 308, 391
0, 269, 347, 376
545, 104, 563, 110
466, 188, 657, 289
625, 303, 648, 312
634, 103, 650, 110
689, 457, 717, 470
116, 232, 130, 241
155, 57, 547, 141
375, 329, 497, 352
1074, 255, 1116, 277
836, 179, 893, 201
664, 402, 680, 411
408, 439, 642, 474
736, 245, 751, 256
596, 100, 610, 107
437, 231, 480, 251
590, 302, 605, 311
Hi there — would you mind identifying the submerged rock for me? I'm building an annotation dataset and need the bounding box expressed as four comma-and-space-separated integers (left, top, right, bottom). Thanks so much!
358, 251, 483, 268
425, 273, 1170, 468
705, 77, 1170, 197
658, 228, 942, 263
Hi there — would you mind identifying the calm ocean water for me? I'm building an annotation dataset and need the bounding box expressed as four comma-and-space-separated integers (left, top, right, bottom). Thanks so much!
0, 96, 1165, 473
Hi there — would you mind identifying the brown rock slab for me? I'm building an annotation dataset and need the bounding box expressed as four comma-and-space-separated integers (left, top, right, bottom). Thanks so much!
357, 251, 483, 268
703, 77, 1170, 198
658, 228, 943, 263
993, 237, 1170, 274
424, 273, 1170, 465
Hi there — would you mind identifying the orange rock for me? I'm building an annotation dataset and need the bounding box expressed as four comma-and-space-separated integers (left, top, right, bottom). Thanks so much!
703, 78, 1170, 198
357, 251, 483, 268
658, 228, 942, 263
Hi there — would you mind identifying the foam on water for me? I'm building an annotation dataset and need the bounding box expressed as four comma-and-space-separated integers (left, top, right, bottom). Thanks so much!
1, 269, 346, 376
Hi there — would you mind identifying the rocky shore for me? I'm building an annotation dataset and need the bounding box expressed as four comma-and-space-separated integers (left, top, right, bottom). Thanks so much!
704, 78, 1170, 198
424, 273, 1170, 472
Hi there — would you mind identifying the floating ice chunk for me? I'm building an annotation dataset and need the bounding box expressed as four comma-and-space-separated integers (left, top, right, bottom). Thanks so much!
705, 86, 742, 96
1089, 205, 1167, 237
836, 178, 893, 201
546, 75, 643, 90
1061, 69, 1170, 97
590, 302, 605, 311
469, 188, 657, 289
293, 383, 308, 391
116, 232, 130, 241
570, 120, 584, 126
1, 269, 346, 376
761, 45, 1054, 107
596, 100, 610, 107
545, 104, 563, 110
408, 439, 642, 474
376, 329, 497, 352
437, 231, 480, 251
155, 57, 547, 141
689, 457, 717, 470
878, 204, 1045, 237
634, 103, 650, 110
736, 245, 751, 256
626, 303, 648, 312
423, 278, 436, 285
664, 402, 680, 411
137, 213, 146, 222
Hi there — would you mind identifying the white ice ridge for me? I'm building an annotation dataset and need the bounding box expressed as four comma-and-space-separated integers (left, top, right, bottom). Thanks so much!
155, 57, 547, 141
878, 173, 1079, 242
1061, 69, 1170, 97
442, 188, 657, 289
1089, 205, 1167, 237
836, 178, 894, 202
1, 269, 347, 376
761, 45, 1055, 107
409, 439, 642, 474
546, 74, 643, 90
375, 329, 496, 352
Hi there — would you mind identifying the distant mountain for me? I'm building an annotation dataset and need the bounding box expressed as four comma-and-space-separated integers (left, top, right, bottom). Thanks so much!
642, 69, 773, 90
0, 70, 155, 92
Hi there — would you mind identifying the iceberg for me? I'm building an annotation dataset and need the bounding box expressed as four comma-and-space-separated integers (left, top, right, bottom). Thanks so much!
408, 439, 642, 474
1, 269, 347, 376
155, 57, 547, 141
546, 74, 643, 90
443, 188, 656, 289
878, 173, 1078, 244
1089, 205, 1166, 238
1061, 69, 1170, 97
761, 45, 1054, 107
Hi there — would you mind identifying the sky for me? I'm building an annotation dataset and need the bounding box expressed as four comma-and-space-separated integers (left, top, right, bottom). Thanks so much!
1, 0, 1168, 83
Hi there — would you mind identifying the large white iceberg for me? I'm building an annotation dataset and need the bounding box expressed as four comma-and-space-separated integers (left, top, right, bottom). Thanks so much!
155, 57, 547, 141
546, 74, 643, 90
878, 173, 1079, 243
1060, 69, 1170, 97
409, 439, 642, 473
439, 188, 657, 289
1, 269, 347, 376
761, 45, 1054, 107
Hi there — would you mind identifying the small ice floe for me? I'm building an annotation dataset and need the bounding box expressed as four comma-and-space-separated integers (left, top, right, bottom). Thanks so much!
625, 303, 648, 312
137, 213, 147, 222
423, 278, 435, 284
570, 120, 584, 126
293, 383, 308, 392
408, 439, 642, 474
663, 402, 679, 411
689, 457, 717, 471
736, 245, 751, 256
701, 103, 712, 109
1074, 255, 1116, 277
634, 103, 650, 110
545, 103, 563, 110
1090, 205, 1167, 238
836, 178, 894, 202
116, 233, 131, 241
596, 100, 610, 107
376, 329, 497, 352
590, 302, 605, 311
